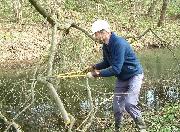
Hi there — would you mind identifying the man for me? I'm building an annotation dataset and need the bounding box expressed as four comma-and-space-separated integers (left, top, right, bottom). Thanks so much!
86, 20, 146, 132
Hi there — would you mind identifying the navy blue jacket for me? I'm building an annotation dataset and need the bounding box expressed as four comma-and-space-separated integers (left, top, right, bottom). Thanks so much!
95, 32, 143, 80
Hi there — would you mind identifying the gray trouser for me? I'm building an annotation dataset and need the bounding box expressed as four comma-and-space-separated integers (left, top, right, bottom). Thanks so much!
113, 74, 144, 125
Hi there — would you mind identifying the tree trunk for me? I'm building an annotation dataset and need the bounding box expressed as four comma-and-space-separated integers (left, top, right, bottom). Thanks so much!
128, 0, 135, 30
157, 0, 169, 27
12, 0, 23, 23
147, 0, 159, 17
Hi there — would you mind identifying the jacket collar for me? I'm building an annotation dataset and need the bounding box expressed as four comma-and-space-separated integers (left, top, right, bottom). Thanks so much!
107, 32, 116, 46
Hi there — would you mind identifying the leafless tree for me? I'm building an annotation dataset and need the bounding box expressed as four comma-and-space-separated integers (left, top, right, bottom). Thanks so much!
157, 0, 169, 27
147, 0, 159, 17
12, 0, 23, 23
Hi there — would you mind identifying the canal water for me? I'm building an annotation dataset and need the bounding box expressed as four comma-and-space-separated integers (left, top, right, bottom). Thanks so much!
0, 47, 180, 131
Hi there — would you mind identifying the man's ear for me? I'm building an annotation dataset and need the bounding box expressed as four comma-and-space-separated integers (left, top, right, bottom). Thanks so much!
93, 42, 101, 53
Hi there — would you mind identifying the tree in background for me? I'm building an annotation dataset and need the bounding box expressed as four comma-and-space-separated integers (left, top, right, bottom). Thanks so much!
147, 0, 159, 17
12, 0, 23, 23
157, 0, 169, 27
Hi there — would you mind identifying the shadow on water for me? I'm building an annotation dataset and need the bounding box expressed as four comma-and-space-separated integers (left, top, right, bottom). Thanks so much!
0, 48, 180, 131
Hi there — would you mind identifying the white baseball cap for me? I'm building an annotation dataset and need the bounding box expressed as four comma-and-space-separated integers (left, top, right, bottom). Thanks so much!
91, 20, 110, 34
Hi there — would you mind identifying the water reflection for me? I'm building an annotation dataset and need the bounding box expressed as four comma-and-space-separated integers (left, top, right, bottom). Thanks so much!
146, 89, 155, 109
167, 87, 179, 101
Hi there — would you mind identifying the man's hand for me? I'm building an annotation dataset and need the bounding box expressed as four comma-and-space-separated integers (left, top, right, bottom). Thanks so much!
83, 64, 96, 73
86, 70, 100, 78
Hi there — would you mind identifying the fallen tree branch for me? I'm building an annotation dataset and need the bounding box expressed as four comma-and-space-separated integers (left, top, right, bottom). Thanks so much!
28, 0, 100, 43
127, 28, 151, 43
36, 22, 74, 131
28, 0, 55, 25
47, 22, 71, 128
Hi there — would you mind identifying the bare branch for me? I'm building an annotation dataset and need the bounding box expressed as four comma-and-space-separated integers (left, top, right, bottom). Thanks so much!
149, 28, 180, 69
127, 28, 151, 43
47, 22, 57, 76
0, 112, 23, 132
28, 0, 99, 43
68, 23, 99, 42
157, 0, 169, 27
28, 0, 55, 25
86, 78, 93, 110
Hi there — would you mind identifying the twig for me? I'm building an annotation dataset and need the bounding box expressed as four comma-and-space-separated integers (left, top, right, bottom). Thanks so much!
76, 108, 95, 130
149, 28, 180, 70
76, 78, 95, 131
4, 99, 34, 132
0, 112, 22, 132
127, 28, 151, 43
81, 107, 97, 132
91, 88, 130, 95
86, 78, 93, 110
69, 23, 99, 42
66, 114, 75, 132
4, 68, 37, 132
31, 67, 38, 101
77, 94, 114, 131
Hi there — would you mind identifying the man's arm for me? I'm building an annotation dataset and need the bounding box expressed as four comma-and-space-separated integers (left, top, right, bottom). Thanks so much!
99, 42, 126, 77
95, 48, 110, 70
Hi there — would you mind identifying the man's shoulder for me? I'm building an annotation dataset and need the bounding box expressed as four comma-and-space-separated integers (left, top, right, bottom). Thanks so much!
110, 32, 130, 48
114, 36, 129, 47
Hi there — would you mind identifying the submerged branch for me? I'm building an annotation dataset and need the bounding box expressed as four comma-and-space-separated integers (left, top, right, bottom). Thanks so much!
37, 22, 73, 131
0, 112, 23, 132
4, 65, 38, 132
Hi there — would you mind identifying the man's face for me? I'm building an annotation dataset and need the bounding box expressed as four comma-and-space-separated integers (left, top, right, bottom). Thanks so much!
94, 30, 106, 43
